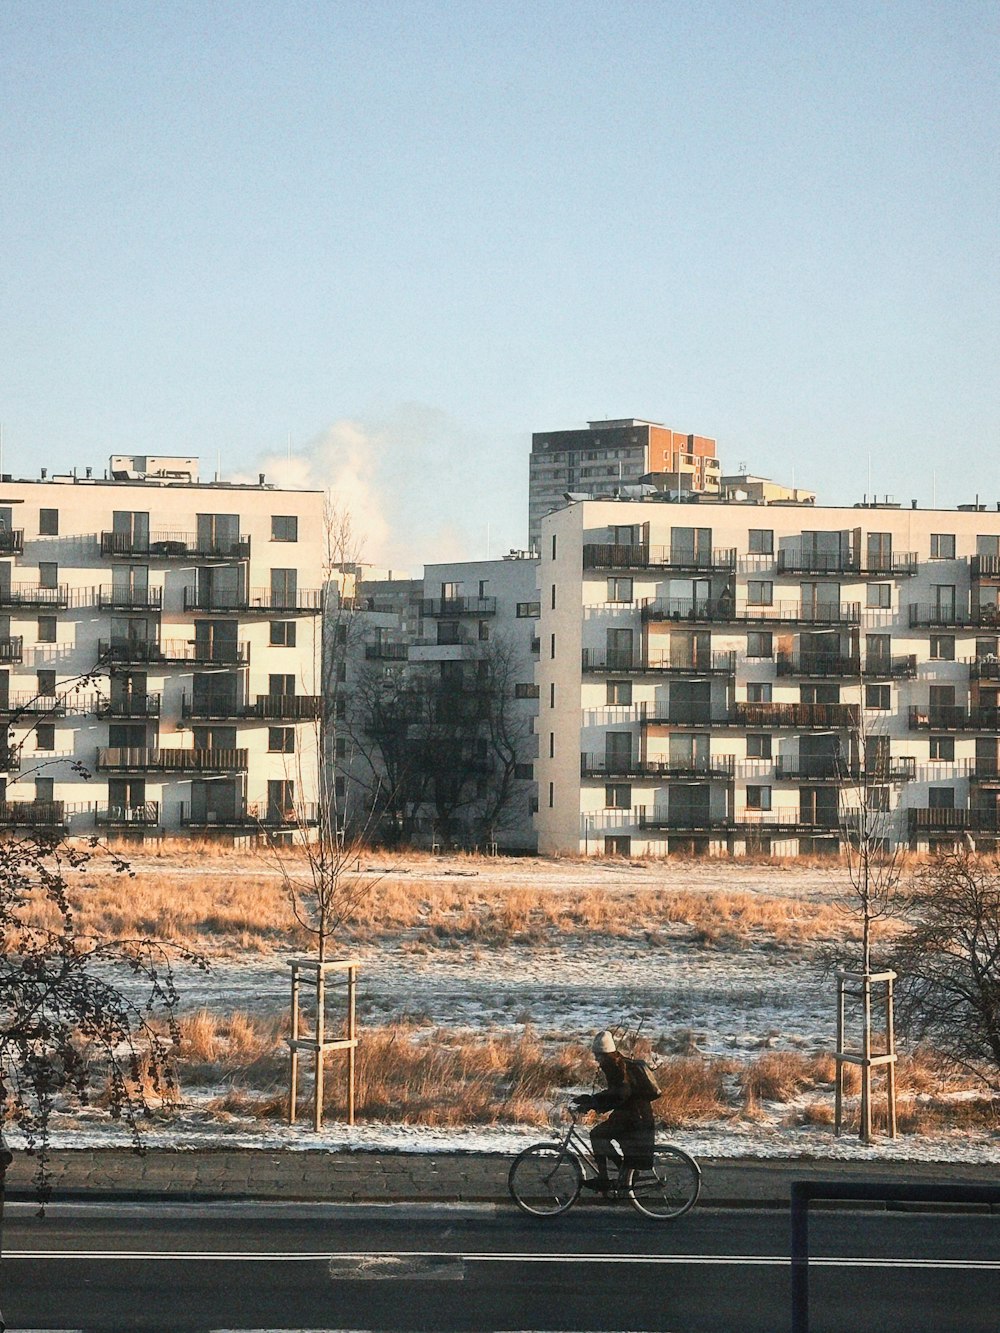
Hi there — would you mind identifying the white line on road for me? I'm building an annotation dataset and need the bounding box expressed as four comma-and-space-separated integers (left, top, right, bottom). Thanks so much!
5, 1249, 1000, 1271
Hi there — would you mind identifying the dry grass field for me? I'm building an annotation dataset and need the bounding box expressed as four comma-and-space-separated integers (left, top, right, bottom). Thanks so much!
46, 841, 1000, 1148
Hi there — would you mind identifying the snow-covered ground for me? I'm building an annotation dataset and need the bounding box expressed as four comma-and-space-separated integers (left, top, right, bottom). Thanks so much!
35, 853, 1000, 1164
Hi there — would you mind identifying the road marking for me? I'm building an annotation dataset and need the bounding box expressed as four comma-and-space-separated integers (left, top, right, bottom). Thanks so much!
5, 1249, 1000, 1271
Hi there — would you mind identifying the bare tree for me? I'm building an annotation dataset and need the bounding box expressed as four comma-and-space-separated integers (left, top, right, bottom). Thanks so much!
889, 846, 1000, 1088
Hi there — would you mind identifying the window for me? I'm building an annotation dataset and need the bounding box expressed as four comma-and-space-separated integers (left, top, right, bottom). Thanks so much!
270, 568, 298, 608
866, 583, 891, 608
605, 783, 631, 809
37, 616, 56, 643
550, 584, 556, 609
271, 515, 298, 542
928, 786, 955, 809
35, 723, 55, 751
38, 561, 58, 589
865, 683, 890, 710
335, 698, 346, 720
930, 634, 956, 661
37, 669, 56, 696
336, 661, 347, 682
977, 535, 1000, 558
746, 631, 773, 658
746, 733, 772, 759
550, 633, 556, 659
548, 732, 554, 758
747, 580, 773, 606
549, 682, 555, 708
551, 535, 557, 560
747, 682, 772, 703
478, 620, 490, 642
514, 763, 533, 780
930, 533, 956, 559
269, 620, 296, 647
335, 736, 348, 758
268, 727, 295, 753
516, 601, 540, 618
929, 736, 955, 761
607, 576, 633, 603
514, 683, 539, 699
548, 781, 554, 808
35, 777, 54, 803
607, 680, 632, 706
748, 528, 773, 555
746, 785, 771, 811
39, 509, 58, 536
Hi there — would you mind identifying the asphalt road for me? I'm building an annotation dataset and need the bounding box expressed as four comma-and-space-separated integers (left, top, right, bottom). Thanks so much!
2, 1199, 998, 1332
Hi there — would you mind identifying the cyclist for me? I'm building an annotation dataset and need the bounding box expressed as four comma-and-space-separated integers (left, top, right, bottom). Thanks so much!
571, 1030, 656, 1193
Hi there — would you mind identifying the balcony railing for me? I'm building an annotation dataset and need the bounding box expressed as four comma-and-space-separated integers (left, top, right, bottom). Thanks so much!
4, 693, 68, 717
908, 705, 1000, 732
970, 657, 1000, 680
641, 597, 861, 626
582, 648, 736, 675
0, 636, 22, 664
96, 746, 249, 773
0, 530, 24, 555
182, 587, 322, 614
97, 585, 163, 611
774, 551, 918, 576
100, 531, 251, 560
94, 801, 160, 827
94, 693, 162, 719
907, 807, 974, 832
909, 604, 974, 628
776, 653, 860, 678
98, 638, 250, 666
583, 543, 736, 572
636, 809, 732, 831
365, 641, 410, 660
0, 583, 70, 608
732, 701, 860, 729
0, 800, 65, 828
178, 801, 319, 830
420, 596, 497, 617
581, 753, 735, 780
971, 555, 1000, 580
863, 653, 918, 679
774, 758, 860, 781
180, 693, 322, 721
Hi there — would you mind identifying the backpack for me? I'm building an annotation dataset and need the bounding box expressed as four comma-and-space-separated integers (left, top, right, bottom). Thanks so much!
626, 1057, 661, 1101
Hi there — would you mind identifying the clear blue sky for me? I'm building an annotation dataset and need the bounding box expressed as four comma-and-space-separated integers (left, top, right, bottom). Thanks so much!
2, 1, 997, 568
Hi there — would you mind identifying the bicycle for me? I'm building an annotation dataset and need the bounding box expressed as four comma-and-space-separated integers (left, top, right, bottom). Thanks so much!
507, 1105, 701, 1221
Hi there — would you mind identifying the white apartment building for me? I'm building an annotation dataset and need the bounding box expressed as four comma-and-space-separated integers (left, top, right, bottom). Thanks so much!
0, 455, 323, 840
536, 496, 1000, 857
342, 555, 540, 850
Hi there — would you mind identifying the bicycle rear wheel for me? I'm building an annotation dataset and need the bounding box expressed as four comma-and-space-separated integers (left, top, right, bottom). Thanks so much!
508, 1143, 583, 1217
626, 1145, 701, 1220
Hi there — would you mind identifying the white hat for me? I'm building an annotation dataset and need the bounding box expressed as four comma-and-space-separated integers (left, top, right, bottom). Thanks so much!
592, 1030, 616, 1055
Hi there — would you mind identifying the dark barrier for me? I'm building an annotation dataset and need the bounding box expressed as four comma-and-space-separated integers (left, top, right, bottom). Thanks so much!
791, 1179, 1000, 1333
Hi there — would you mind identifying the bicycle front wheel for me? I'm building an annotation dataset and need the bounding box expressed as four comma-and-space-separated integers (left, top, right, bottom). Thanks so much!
508, 1143, 583, 1217
626, 1145, 701, 1220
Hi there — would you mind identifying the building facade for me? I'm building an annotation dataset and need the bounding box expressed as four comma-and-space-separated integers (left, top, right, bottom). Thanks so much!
0, 456, 323, 840
528, 419, 719, 552
338, 555, 540, 851
535, 496, 1000, 856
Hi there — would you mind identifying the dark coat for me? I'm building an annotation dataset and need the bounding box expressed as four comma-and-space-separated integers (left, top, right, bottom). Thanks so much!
589, 1052, 656, 1169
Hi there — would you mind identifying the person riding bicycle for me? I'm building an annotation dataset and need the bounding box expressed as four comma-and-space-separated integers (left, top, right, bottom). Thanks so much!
571, 1030, 657, 1193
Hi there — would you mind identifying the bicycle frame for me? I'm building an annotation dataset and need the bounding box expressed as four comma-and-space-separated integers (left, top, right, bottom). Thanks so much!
549, 1113, 628, 1188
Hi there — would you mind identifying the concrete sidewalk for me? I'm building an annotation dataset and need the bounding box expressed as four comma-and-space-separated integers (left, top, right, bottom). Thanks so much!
6, 1149, 998, 1210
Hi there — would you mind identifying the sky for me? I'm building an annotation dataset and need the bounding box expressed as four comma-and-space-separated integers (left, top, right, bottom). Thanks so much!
2, 1, 998, 571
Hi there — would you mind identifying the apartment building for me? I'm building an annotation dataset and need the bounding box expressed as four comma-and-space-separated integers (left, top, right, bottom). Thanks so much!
0, 455, 323, 840
338, 555, 540, 850
536, 495, 1000, 857
528, 419, 720, 551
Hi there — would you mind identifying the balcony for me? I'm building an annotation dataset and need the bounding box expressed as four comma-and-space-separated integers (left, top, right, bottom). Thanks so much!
94, 801, 160, 828
908, 705, 1000, 732
96, 746, 249, 774
583, 543, 736, 573
420, 596, 497, 617
970, 657, 1000, 681
0, 583, 70, 609
98, 638, 250, 667
730, 808, 842, 835
181, 693, 322, 722
100, 531, 251, 561
582, 648, 736, 675
774, 758, 860, 782
732, 702, 860, 729
777, 653, 860, 678
641, 597, 861, 626
909, 604, 974, 628
968, 764, 1000, 785
907, 807, 975, 834
95, 693, 162, 719
0, 636, 22, 664
178, 801, 319, 830
581, 753, 735, 780
862, 553, 918, 576
863, 653, 918, 679
0, 800, 65, 828
4, 693, 68, 717
971, 555, 1000, 581
0, 530, 24, 555
776, 551, 859, 575
182, 586, 322, 615
365, 640, 410, 661
636, 809, 732, 832
97, 585, 163, 611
